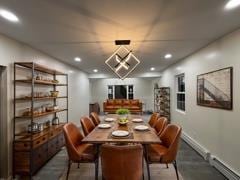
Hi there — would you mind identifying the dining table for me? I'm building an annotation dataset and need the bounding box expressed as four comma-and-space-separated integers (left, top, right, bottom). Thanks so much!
82, 114, 161, 180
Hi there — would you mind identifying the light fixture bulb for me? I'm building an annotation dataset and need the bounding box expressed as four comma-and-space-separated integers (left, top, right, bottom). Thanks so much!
225, 0, 240, 9
164, 54, 172, 59
74, 57, 81, 62
93, 69, 98, 73
0, 9, 19, 22
150, 67, 155, 71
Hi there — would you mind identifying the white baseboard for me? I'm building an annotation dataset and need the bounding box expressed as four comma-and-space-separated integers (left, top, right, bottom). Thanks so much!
181, 131, 210, 160
182, 131, 240, 180
209, 156, 240, 180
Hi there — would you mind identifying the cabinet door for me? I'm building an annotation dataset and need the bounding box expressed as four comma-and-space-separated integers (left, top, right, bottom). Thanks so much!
48, 136, 58, 157
58, 132, 65, 148
32, 143, 48, 173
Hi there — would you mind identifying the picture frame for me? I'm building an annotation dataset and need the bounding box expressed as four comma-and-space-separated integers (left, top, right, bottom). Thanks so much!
197, 67, 233, 110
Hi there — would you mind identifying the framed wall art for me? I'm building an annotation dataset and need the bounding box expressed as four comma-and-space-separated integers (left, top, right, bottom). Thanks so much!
197, 67, 233, 110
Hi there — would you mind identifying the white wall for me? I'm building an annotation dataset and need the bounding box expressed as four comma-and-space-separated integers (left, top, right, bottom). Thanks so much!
0, 34, 90, 178
157, 29, 240, 175
90, 78, 154, 112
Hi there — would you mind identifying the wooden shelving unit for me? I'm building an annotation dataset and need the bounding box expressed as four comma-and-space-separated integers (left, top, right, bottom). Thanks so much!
154, 87, 170, 122
13, 62, 68, 177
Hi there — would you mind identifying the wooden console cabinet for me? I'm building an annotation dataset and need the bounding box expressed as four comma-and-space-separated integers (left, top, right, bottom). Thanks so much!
14, 124, 65, 175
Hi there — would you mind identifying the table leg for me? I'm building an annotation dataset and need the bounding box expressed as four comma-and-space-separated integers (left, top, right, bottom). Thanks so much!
95, 144, 100, 180
143, 144, 151, 180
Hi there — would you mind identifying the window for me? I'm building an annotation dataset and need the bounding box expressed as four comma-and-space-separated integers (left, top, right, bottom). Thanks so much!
176, 74, 185, 111
107, 85, 134, 99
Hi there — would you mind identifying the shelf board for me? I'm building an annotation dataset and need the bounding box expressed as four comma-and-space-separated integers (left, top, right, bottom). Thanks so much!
15, 109, 67, 119
15, 79, 67, 86
15, 62, 66, 75
15, 123, 65, 141
15, 96, 67, 101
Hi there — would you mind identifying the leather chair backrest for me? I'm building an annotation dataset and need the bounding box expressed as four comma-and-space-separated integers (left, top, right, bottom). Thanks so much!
160, 124, 182, 163
80, 116, 95, 136
63, 123, 84, 161
90, 112, 101, 126
154, 117, 168, 135
101, 144, 143, 180
148, 112, 159, 127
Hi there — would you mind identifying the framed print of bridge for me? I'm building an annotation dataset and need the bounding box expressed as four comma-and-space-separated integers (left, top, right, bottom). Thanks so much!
197, 67, 233, 110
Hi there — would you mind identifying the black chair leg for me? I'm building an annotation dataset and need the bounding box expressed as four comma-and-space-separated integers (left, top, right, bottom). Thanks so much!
95, 160, 99, 180
143, 145, 151, 180
66, 160, 72, 180
78, 163, 80, 168
166, 163, 169, 168
173, 160, 179, 180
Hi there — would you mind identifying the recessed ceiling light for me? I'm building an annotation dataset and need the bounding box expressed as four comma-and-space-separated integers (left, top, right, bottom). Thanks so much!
176, 67, 182, 71
164, 53, 172, 59
150, 67, 155, 71
74, 57, 81, 62
93, 69, 98, 73
225, 0, 240, 9
0, 9, 19, 22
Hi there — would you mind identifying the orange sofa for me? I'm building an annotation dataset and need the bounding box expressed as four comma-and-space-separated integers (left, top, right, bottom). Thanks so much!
103, 99, 142, 114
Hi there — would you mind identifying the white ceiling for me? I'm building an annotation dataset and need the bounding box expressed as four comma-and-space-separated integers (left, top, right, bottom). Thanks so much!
0, 0, 240, 77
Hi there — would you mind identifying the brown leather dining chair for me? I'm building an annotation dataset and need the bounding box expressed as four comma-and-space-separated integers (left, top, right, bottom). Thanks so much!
63, 123, 99, 180
101, 144, 143, 180
154, 117, 168, 135
90, 112, 101, 126
80, 116, 95, 136
148, 112, 159, 128
145, 124, 182, 180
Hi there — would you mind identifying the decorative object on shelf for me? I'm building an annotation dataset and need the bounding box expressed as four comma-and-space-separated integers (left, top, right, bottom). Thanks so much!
105, 40, 140, 80
28, 122, 40, 133
197, 67, 233, 110
52, 117, 60, 125
50, 91, 59, 97
154, 87, 170, 122
13, 62, 68, 177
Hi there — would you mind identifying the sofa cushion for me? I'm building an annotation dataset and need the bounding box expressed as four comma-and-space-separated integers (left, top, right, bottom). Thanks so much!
123, 100, 130, 105
114, 106, 122, 109
115, 99, 123, 105
131, 100, 139, 106
107, 99, 114, 105
129, 106, 140, 110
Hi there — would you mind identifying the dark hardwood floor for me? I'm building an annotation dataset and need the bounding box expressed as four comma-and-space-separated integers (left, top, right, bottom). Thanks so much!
177, 140, 227, 180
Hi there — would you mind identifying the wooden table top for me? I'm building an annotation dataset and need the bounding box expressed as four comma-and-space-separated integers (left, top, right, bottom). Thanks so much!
82, 114, 161, 144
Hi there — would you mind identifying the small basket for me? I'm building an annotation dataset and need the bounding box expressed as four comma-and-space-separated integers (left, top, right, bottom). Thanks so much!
50, 91, 59, 97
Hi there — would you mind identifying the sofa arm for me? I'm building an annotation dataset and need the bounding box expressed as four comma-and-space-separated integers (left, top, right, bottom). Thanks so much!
139, 102, 143, 110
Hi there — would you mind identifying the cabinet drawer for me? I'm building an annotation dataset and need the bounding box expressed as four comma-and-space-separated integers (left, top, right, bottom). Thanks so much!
14, 142, 31, 151
48, 127, 62, 139
33, 134, 48, 148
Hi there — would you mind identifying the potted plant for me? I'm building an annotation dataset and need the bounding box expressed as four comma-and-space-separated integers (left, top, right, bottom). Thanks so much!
116, 108, 130, 125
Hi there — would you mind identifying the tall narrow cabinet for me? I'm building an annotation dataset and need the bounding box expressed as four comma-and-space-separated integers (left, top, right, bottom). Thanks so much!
154, 87, 170, 122
13, 62, 68, 177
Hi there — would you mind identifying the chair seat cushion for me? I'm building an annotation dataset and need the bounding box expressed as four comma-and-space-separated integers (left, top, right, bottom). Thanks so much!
76, 143, 96, 161
147, 144, 168, 162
